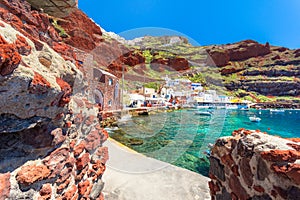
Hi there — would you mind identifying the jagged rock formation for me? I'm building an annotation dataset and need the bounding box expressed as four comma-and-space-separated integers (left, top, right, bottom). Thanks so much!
26, 0, 78, 17
207, 40, 271, 67
0, 0, 114, 199
209, 129, 300, 200
205, 40, 300, 98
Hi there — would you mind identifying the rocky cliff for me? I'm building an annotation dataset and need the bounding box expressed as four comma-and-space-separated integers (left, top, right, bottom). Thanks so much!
0, 0, 111, 199
209, 129, 300, 200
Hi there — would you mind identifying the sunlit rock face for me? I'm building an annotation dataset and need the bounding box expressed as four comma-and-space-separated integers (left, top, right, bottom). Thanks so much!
0, 0, 111, 199
26, 0, 78, 17
209, 129, 300, 200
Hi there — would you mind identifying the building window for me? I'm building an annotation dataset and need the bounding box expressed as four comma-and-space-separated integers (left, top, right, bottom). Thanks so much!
108, 100, 112, 107
108, 78, 113, 85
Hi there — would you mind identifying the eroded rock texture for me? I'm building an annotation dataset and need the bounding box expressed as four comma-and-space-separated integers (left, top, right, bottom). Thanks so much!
209, 129, 300, 200
0, 0, 110, 199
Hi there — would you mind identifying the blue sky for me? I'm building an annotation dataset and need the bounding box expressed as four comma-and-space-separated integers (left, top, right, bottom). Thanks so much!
79, 0, 300, 49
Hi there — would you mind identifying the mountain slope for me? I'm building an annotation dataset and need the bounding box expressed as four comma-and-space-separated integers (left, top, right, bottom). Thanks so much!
105, 35, 300, 102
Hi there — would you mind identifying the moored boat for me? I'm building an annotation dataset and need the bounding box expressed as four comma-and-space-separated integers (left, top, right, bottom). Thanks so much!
249, 116, 261, 122
195, 111, 212, 116
270, 109, 285, 113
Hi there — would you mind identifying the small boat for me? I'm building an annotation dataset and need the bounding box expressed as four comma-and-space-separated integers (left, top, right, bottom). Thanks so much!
249, 116, 261, 122
196, 105, 210, 109
270, 109, 285, 113
226, 105, 238, 109
195, 111, 212, 116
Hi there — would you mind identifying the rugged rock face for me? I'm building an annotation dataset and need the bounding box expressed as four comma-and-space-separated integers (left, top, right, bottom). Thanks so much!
209, 129, 300, 200
0, 0, 111, 199
59, 9, 103, 51
150, 57, 189, 72
207, 40, 271, 67
26, 0, 78, 17
226, 80, 300, 96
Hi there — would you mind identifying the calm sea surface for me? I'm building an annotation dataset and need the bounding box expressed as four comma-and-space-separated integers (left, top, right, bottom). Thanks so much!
108, 109, 300, 176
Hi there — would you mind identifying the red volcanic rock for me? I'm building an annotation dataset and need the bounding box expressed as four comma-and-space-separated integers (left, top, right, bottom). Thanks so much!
0, 0, 36, 25
73, 142, 85, 157
94, 146, 109, 164
56, 166, 73, 186
150, 58, 169, 72
0, 173, 11, 200
89, 160, 106, 181
102, 129, 109, 140
271, 55, 281, 61
208, 181, 220, 195
78, 180, 91, 196
253, 185, 265, 193
15, 34, 31, 55
151, 56, 189, 71
287, 143, 300, 151
229, 174, 249, 200
227, 40, 271, 61
287, 138, 300, 143
0, 35, 8, 44
261, 150, 300, 163
169, 57, 189, 71
56, 178, 71, 194
39, 183, 52, 200
29, 71, 51, 94
52, 42, 75, 62
240, 158, 253, 187
43, 147, 70, 178
122, 51, 145, 67
221, 154, 235, 167
107, 60, 127, 77
294, 49, 300, 58
56, 77, 72, 107
75, 165, 89, 182
61, 185, 77, 200
0, 36, 21, 76
221, 66, 244, 75
60, 9, 103, 51
76, 153, 90, 171
231, 165, 240, 176
84, 130, 103, 152
207, 48, 230, 67
16, 164, 51, 185
96, 193, 105, 200
272, 163, 300, 185
206, 40, 271, 66
31, 12, 50, 33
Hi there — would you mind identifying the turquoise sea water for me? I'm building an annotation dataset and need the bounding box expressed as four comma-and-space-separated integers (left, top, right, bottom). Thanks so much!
108, 109, 300, 176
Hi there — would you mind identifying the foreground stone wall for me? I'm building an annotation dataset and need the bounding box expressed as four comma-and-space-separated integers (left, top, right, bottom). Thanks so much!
209, 129, 300, 200
0, 19, 109, 199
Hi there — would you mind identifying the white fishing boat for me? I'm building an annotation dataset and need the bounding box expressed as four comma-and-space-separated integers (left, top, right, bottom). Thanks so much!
225, 105, 238, 109
249, 116, 261, 122
195, 111, 212, 116
196, 105, 210, 109
270, 109, 285, 113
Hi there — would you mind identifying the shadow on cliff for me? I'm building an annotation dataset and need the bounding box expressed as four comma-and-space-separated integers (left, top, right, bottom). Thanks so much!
0, 114, 63, 174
